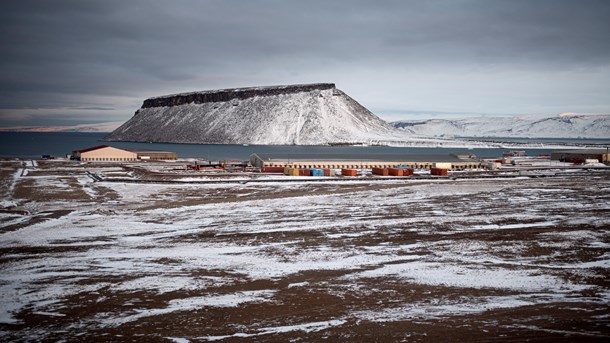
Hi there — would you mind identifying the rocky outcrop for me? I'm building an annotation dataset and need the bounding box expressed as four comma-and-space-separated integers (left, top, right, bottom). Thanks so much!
141, 83, 336, 108
106, 83, 400, 145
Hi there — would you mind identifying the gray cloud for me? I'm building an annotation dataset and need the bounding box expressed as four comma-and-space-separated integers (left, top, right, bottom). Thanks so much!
1, 0, 609, 126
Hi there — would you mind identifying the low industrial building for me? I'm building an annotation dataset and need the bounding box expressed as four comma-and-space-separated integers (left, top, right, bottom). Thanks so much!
72, 145, 177, 161
250, 153, 483, 170
72, 145, 137, 162
550, 149, 609, 163
126, 149, 178, 160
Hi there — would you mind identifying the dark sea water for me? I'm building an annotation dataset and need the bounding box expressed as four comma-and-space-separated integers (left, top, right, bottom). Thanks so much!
0, 132, 606, 160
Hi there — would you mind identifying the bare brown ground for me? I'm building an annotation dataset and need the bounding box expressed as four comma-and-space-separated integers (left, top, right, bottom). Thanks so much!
1, 161, 609, 342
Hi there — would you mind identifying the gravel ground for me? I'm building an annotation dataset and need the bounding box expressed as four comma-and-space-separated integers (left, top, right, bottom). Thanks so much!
1, 160, 609, 342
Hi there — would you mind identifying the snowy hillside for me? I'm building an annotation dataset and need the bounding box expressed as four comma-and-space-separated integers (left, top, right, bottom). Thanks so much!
106, 84, 401, 145
392, 113, 610, 139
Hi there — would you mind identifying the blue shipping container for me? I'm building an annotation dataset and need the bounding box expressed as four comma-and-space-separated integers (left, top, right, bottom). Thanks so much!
308, 168, 324, 176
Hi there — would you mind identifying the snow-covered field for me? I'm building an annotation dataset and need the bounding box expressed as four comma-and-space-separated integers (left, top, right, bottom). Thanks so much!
1, 160, 609, 341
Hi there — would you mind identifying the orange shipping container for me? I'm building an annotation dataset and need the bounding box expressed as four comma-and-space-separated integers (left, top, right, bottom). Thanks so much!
323, 168, 332, 176
388, 168, 403, 176
431, 168, 448, 176
372, 167, 389, 176
342, 168, 358, 176
403, 168, 414, 176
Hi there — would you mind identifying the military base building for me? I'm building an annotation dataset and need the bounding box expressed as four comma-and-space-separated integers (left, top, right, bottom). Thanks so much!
550, 149, 609, 164
72, 145, 177, 162
250, 153, 485, 170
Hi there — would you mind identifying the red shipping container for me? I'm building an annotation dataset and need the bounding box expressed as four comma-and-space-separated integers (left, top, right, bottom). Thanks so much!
261, 166, 285, 173
372, 167, 389, 176
431, 168, 448, 176
388, 168, 404, 176
342, 168, 358, 176
323, 168, 332, 176
403, 168, 414, 176
298, 169, 311, 176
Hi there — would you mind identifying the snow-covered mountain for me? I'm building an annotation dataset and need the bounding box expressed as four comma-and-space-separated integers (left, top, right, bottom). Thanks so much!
105, 83, 608, 146
392, 113, 610, 139
106, 83, 399, 145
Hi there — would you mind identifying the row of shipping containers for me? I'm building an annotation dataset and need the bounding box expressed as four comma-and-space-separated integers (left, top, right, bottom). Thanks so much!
284, 168, 358, 177
282, 168, 358, 177
282, 167, 334, 177
372, 167, 415, 176
374, 166, 450, 176
263, 166, 449, 177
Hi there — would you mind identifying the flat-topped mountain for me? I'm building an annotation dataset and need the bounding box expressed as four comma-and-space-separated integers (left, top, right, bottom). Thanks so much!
105, 83, 396, 145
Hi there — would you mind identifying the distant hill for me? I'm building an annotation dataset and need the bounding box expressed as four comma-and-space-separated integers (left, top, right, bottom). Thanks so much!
391, 113, 610, 139
0, 122, 122, 133
105, 83, 400, 145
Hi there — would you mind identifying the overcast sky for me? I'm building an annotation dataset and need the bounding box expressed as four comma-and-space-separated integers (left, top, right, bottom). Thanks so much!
1, 0, 609, 127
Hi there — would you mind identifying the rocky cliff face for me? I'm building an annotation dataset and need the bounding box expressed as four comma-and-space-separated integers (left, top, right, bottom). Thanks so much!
106, 83, 398, 145
141, 83, 336, 108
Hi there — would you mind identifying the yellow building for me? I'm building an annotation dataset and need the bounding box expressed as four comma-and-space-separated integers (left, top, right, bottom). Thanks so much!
73, 145, 138, 162
72, 145, 178, 161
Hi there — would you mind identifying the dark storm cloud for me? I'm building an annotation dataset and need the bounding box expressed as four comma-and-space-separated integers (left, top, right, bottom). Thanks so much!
380, 1, 610, 66
1, 0, 609, 126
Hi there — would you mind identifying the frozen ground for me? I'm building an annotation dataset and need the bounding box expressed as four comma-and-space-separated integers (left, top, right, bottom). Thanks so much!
0, 160, 609, 342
